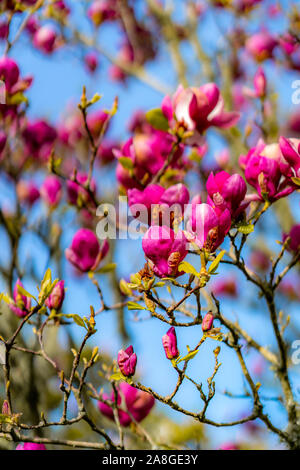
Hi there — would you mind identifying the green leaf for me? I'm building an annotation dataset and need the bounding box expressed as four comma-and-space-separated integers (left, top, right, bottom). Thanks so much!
41, 268, 52, 286
178, 261, 199, 277
58, 314, 86, 329
0, 293, 13, 305
127, 301, 146, 311
130, 273, 141, 285
90, 93, 102, 105
7, 92, 28, 106
154, 281, 165, 288
176, 349, 199, 364
145, 108, 169, 132
110, 372, 124, 381
119, 279, 132, 296
96, 263, 117, 274
17, 285, 37, 302
237, 223, 254, 235
291, 177, 300, 187
208, 250, 226, 274
118, 157, 134, 170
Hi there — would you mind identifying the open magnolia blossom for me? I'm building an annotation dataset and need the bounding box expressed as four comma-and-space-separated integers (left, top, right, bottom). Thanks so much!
161, 83, 240, 145
187, 202, 231, 252
240, 139, 297, 202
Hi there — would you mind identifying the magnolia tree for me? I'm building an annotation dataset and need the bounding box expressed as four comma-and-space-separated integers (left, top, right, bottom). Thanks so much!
0, 0, 299, 451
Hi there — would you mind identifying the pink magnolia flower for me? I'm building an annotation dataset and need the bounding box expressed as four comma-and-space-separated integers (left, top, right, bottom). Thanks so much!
45, 280, 65, 311
206, 171, 247, 219
109, 64, 126, 83
278, 33, 299, 56
66, 172, 96, 207
0, 56, 19, 92
244, 67, 267, 99
33, 25, 58, 54
10, 279, 31, 318
245, 31, 277, 61
85, 52, 99, 73
40, 175, 62, 207
278, 279, 300, 302
162, 83, 240, 143
212, 278, 238, 297
187, 202, 231, 252
249, 249, 270, 272
0, 21, 9, 40
98, 382, 154, 427
97, 139, 119, 164
128, 183, 190, 225
240, 140, 295, 202
65, 228, 109, 272
288, 111, 300, 134
33, 25, 59, 54
86, 109, 109, 139
22, 119, 57, 160
26, 16, 40, 36
283, 225, 300, 254
115, 132, 184, 190
16, 180, 40, 206
142, 226, 188, 278
279, 136, 300, 179
118, 345, 137, 377
16, 443, 46, 450
202, 312, 214, 331
253, 67, 267, 98
162, 327, 179, 360
87, 0, 118, 27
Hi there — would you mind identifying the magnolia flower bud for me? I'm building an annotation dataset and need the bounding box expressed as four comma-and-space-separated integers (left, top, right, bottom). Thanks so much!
41, 175, 62, 207
0, 56, 19, 92
85, 52, 99, 73
45, 280, 65, 311
162, 327, 179, 360
253, 67, 267, 98
33, 26, 57, 54
245, 32, 277, 61
16, 181, 40, 207
117, 345, 137, 377
65, 229, 109, 272
202, 312, 214, 332
10, 279, 31, 318
283, 224, 300, 253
